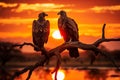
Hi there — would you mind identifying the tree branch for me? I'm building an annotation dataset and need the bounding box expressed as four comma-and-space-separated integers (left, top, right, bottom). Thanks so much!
102, 24, 106, 39
93, 24, 120, 47
10, 24, 120, 80
93, 38, 120, 47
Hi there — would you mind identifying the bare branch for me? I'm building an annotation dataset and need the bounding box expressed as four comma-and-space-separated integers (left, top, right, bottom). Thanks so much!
93, 38, 120, 47
12, 42, 37, 49
102, 24, 106, 39
10, 24, 120, 80
93, 24, 120, 47
12, 42, 48, 57
11, 41, 120, 80
11, 55, 47, 80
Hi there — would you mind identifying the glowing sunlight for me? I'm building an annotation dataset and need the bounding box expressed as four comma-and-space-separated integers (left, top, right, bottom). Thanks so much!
52, 30, 62, 39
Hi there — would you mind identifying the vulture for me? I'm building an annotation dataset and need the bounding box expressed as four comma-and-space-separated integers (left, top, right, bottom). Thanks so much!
57, 10, 79, 58
32, 12, 50, 51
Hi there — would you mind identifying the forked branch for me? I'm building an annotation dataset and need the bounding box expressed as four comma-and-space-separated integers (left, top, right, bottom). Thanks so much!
11, 24, 120, 80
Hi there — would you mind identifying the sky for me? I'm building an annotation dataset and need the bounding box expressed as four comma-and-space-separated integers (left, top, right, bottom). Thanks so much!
0, 0, 120, 52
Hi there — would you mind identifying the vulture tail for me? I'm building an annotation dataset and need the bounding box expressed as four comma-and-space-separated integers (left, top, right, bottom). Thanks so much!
68, 48, 79, 58
34, 47, 40, 51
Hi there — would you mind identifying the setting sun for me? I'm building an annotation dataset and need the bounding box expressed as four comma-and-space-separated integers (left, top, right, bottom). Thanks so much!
52, 70, 65, 80
52, 30, 62, 39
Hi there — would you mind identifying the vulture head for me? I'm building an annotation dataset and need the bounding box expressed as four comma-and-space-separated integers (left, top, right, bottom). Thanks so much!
38, 12, 48, 18
57, 10, 67, 17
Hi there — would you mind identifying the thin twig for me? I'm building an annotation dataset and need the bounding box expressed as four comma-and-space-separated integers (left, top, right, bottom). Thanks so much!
102, 23, 106, 39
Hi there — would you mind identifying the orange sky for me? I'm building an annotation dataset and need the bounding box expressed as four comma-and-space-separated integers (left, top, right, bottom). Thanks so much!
0, 0, 120, 52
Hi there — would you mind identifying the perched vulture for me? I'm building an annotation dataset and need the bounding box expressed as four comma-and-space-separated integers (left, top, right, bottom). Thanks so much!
32, 12, 50, 51
57, 10, 79, 58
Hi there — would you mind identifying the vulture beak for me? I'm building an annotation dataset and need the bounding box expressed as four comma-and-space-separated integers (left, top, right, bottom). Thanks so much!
57, 12, 60, 15
45, 13, 48, 16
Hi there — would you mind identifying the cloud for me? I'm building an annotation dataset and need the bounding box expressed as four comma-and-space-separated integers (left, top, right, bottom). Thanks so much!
1, 2, 120, 14
90, 5, 120, 13
0, 2, 74, 13
11, 3, 74, 12
0, 2, 17, 8
68, 5, 120, 13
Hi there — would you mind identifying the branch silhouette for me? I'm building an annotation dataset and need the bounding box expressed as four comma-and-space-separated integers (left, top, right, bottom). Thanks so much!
11, 24, 120, 80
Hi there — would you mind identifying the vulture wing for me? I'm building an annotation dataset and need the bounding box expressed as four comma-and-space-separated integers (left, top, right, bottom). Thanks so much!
32, 20, 40, 45
58, 18, 70, 41
32, 20, 50, 49
66, 18, 78, 32
43, 20, 50, 43
65, 18, 79, 41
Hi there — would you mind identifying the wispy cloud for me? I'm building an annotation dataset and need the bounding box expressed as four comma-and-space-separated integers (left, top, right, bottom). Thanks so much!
0, 2, 74, 12
12, 3, 74, 12
1, 2, 120, 14
0, 2, 17, 8
90, 5, 120, 13
69, 5, 120, 13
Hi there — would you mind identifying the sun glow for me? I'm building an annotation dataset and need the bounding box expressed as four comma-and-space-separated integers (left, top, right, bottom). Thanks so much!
52, 30, 62, 39
52, 70, 65, 80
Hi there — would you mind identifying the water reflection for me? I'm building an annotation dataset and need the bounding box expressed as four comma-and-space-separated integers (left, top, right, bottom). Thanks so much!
12, 68, 120, 80
52, 70, 65, 80
85, 69, 108, 80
